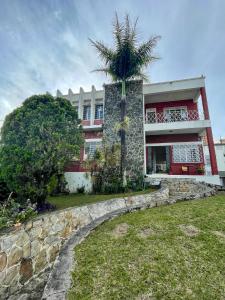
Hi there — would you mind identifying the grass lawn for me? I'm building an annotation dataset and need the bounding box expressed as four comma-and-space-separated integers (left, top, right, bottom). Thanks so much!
48, 188, 155, 210
68, 193, 225, 300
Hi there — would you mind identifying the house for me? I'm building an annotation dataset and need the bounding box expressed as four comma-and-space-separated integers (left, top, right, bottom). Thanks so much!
204, 138, 225, 186
58, 76, 220, 192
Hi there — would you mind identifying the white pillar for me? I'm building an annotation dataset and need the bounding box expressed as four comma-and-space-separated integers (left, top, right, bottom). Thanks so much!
78, 87, 84, 119
91, 85, 96, 125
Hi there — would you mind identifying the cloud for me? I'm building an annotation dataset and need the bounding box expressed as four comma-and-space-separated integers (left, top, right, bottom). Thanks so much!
0, 0, 225, 138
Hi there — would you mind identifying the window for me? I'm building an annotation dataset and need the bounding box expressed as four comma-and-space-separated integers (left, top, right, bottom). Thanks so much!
164, 108, 187, 122
83, 105, 91, 120
95, 104, 103, 119
173, 144, 202, 163
146, 108, 156, 123
84, 141, 102, 159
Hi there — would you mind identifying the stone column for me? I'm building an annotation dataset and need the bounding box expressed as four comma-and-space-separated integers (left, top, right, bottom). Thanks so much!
103, 80, 144, 178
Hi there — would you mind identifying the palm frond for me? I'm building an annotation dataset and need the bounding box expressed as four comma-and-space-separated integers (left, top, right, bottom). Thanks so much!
113, 13, 124, 50
90, 13, 161, 82
89, 38, 114, 64
136, 35, 161, 66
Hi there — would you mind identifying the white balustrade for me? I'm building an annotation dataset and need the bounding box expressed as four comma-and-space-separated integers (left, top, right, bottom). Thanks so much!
145, 110, 204, 124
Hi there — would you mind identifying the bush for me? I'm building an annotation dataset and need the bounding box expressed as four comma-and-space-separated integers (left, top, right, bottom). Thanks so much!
0, 177, 11, 203
47, 174, 69, 196
86, 142, 145, 194
0, 194, 37, 230
77, 186, 85, 194
0, 94, 83, 206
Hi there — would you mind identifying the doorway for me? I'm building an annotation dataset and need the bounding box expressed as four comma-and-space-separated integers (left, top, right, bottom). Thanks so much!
147, 146, 170, 174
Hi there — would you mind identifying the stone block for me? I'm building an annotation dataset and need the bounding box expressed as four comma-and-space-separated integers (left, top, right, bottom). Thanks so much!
23, 242, 31, 258
1, 234, 18, 253
47, 243, 60, 263
33, 249, 47, 274
30, 240, 42, 257
8, 246, 23, 267
19, 258, 33, 284
16, 232, 30, 248
4, 264, 20, 285
87, 201, 111, 220
0, 252, 7, 271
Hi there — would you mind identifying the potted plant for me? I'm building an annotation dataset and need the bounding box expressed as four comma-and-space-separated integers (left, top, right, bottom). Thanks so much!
196, 166, 204, 175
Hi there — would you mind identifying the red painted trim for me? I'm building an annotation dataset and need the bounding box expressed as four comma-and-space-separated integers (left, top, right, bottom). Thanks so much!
145, 99, 197, 114
94, 119, 103, 125
206, 127, 218, 175
84, 131, 103, 139
200, 87, 218, 175
82, 120, 90, 126
146, 134, 200, 144
169, 146, 172, 174
146, 146, 148, 173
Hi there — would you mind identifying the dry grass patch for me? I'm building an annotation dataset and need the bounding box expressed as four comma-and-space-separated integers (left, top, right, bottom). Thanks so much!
179, 224, 200, 237
212, 230, 225, 239
137, 227, 155, 238
111, 223, 129, 238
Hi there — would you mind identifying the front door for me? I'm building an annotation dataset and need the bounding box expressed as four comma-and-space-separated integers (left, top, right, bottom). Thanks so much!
147, 146, 170, 174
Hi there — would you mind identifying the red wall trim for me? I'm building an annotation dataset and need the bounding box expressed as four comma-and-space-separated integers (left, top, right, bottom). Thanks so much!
200, 87, 218, 175
94, 119, 103, 125
82, 120, 90, 126
84, 131, 103, 139
146, 134, 200, 144
145, 99, 197, 114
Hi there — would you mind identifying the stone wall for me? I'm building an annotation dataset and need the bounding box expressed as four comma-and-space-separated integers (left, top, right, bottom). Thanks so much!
0, 180, 217, 299
103, 80, 144, 177
0, 187, 168, 300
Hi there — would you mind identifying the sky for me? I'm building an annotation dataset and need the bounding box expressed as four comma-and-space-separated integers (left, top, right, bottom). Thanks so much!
0, 0, 225, 138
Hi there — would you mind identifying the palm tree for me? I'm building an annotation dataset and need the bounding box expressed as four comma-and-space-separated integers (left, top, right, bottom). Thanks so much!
90, 13, 160, 185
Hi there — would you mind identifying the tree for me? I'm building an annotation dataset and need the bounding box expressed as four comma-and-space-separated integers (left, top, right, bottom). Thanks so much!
0, 94, 83, 206
90, 13, 160, 185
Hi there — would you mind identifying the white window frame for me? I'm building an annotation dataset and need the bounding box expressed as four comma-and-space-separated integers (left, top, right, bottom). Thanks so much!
83, 139, 102, 160
83, 105, 91, 120
172, 144, 203, 163
146, 108, 157, 123
95, 104, 103, 120
164, 106, 188, 122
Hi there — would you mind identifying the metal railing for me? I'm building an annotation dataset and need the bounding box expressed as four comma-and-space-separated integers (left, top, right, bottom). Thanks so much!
145, 110, 204, 124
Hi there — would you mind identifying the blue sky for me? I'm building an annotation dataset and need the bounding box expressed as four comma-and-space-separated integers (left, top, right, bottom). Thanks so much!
0, 0, 225, 138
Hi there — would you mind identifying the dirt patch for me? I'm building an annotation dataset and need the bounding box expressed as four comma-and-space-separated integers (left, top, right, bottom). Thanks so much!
135, 293, 155, 300
212, 231, 225, 239
137, 228, 155, 238
111, 223, 129, 238
179, 225, 200, 237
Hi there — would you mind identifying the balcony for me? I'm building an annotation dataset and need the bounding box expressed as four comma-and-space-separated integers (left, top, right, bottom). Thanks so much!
146, 110, 204, 124
145, 110, 211, 135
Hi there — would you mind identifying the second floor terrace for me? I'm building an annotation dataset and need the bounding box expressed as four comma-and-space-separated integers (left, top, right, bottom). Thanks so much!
144, 77, 211, 135
56, 76, 211, 133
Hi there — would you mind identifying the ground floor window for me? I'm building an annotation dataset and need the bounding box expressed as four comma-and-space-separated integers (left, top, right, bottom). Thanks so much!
84, 141, 102, 159
172, 144, 203, 163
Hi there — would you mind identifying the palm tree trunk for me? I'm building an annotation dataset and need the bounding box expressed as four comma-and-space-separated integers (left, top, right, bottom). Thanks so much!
121, 80, 127, 186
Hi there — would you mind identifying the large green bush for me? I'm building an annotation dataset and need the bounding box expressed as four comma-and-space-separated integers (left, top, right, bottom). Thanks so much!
0, 94, 83, 206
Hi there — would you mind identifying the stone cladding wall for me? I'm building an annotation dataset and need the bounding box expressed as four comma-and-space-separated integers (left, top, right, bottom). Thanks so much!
103, 80, 144, 177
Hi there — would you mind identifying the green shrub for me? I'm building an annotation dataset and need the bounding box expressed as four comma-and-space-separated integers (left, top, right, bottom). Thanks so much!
0, 176, 10, 203
0, 195, 37, 230
77, 186, 85, 194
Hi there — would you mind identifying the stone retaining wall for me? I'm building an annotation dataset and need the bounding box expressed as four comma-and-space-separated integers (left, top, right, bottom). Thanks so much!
0, 187, 169, 299
0, 180, 217, 299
